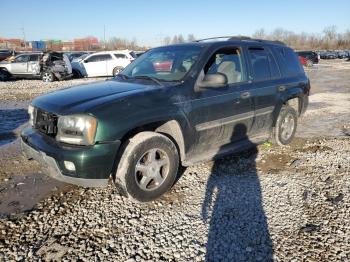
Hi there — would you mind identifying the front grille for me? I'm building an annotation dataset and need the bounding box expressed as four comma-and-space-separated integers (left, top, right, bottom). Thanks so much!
34, 108, 58, 136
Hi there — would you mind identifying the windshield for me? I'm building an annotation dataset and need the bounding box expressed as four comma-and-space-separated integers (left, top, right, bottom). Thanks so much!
121, 46, 202, 81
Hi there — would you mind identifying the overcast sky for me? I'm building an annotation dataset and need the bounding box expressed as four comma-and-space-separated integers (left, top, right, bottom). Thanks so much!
1, 0, 349, 46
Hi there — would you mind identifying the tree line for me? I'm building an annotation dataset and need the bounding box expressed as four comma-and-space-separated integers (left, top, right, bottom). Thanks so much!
161, 26, 349, 50
252, 26, 350, 50
99, 26, 349, 51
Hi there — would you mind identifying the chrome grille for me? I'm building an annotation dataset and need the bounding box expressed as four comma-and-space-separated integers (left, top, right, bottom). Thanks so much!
34, 108, 58, 136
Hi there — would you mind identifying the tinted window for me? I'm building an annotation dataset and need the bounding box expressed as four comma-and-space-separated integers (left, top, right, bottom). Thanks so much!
204, 47, 244, 84
248, 48, 271, 81
86, 54, 112, 62
114, 54, 127, 59
268, 52, 281, 79
14, 55, 29, 63
274, 47, 304, 76
29, 54, 40, 61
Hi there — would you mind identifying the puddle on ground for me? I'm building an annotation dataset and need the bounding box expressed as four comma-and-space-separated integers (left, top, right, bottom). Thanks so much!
0, 109, 28, 146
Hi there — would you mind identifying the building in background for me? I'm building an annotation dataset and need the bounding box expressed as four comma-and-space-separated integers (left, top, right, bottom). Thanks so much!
74, 37, 99, 51
0, 36, 100, 51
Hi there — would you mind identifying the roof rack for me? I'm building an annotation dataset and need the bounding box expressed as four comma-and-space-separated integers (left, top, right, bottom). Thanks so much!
194, 36, 285, 45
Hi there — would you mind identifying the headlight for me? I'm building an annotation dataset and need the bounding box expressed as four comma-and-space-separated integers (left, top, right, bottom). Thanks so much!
56, 115, 97, 145
28, 104, 35, 126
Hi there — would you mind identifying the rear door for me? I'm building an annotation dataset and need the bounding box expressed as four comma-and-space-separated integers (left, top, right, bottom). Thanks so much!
245, 46, 281, 137
114, 53, 130, 68
10, 54, 30, 74
27, 54, 41, 75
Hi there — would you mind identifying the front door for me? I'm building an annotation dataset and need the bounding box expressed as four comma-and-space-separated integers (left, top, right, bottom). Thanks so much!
83, 54, 111, 77
10, 54, 29, 74
188, 47, 254, 153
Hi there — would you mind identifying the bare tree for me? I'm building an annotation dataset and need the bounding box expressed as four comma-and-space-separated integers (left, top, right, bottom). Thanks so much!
187, 34, 196, 42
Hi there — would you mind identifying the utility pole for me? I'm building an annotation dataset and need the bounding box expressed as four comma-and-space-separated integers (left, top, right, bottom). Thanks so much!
20, 26, 26, 50
103, 25, 106, 50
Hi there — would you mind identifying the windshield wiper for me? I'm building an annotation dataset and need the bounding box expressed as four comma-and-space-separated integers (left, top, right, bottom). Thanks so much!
134, 75, 164, 86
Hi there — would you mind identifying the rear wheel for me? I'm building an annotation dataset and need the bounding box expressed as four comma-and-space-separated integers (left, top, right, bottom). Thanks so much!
113, 66, 124, 76
271, 105, 298, 146
42, 71, 55, 82
115, 132, 179, 202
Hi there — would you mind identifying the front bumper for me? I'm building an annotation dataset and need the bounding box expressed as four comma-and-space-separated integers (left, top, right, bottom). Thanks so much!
21, 127, 120, 187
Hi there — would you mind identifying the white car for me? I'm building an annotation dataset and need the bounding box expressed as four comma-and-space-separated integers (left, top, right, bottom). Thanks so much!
71, 50, 136, 77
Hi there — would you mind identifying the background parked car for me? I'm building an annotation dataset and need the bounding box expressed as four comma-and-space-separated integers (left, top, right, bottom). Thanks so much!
71, 50, 135, 77
0, 49, 15, 61
65, 51, 90, 62
298, 55, 307, 67
296, 51, 318, 66
320, 51, 338, 59
337, 51, 349, 59
0, 51, 72, 82
0, 53, 42, 80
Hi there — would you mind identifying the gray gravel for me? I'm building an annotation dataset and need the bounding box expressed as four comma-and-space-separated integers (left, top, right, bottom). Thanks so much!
0, 61, 349, 261
0, 137, 349, 261
0, 78, 107, 101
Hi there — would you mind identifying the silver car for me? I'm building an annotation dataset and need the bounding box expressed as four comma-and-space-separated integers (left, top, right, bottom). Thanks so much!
0, 53, 41, 80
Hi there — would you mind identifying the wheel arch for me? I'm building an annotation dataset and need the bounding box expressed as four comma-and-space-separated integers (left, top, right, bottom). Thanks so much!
118, 119, 186, 163
272, 93, 304, 127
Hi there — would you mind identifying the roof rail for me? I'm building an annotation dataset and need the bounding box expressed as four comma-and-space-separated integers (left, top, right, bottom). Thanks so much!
194, 36, 236, 42
194, 35, 285, 45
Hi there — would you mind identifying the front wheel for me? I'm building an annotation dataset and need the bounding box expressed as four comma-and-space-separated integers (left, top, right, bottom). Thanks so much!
42, 71, 55, 82
0, 70, 10, 81
115, 132, 179, 202
271, 105, 298, 146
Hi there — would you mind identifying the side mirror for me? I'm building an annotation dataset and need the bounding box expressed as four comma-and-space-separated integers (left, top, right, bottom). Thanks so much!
198, 73, 228, 88
83, 60, 88, 63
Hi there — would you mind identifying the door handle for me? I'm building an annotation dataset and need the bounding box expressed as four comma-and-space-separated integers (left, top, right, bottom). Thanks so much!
278, 85, 286, 92
240, 91, 251, 99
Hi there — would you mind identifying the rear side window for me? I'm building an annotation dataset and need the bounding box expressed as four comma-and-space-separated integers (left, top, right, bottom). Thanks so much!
115, 54, 127, 59
29, 54, 40, 61
248, 47, 280, 81
274, 47, 304, 76
86, 54, 112, 62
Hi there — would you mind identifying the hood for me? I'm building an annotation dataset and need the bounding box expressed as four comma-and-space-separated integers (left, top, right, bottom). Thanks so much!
33, 80, 154, 115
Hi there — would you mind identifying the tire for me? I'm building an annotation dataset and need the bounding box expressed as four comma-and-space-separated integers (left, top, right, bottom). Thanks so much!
113, 66, 124, 76
115, 131, 179, 202
0, 70, 10, 81
72, 69, 82, 79
271, 105, 298, 146
42, 71, 55, 82
306, 60, 313, 67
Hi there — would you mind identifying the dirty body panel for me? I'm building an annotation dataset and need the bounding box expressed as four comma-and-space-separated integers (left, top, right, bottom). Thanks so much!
21, 39, 310, 186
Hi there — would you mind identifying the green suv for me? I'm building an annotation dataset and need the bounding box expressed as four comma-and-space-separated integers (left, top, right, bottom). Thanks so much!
21, 37, 310, 202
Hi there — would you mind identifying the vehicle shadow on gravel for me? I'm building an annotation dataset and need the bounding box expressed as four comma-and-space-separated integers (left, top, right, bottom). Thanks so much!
202, 124, 273, 261
0, 109, 28, 146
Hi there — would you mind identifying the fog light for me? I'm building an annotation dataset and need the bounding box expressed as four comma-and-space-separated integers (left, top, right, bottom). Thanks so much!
64, 161, 76, 172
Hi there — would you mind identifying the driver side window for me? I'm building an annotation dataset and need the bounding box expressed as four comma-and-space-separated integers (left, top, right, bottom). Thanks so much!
203, 47, 245, 84
14, 55, 29, 63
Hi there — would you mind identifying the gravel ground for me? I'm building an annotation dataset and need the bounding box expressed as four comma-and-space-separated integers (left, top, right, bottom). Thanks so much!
0, 137, 349, 261
0, 60, 349, 261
